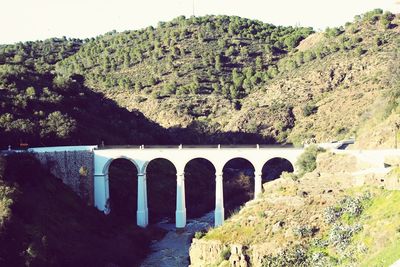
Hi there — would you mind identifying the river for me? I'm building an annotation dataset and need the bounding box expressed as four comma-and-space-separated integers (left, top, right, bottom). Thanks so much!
140, 211, 214, 267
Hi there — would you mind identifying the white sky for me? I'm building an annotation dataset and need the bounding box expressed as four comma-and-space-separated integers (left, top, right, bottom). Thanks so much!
1, 0, 399, 44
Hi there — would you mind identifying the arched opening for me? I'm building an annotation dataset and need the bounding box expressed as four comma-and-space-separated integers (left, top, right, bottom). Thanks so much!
146, 158, 176, 224
262, 157, 294, 183
184, 158, 215, 220
222, 158, 255, 218
108, 158, 138, 224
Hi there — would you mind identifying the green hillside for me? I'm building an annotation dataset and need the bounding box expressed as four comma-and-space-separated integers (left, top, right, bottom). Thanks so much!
1, 10, 398, 147
0, 38, 170, 147
56, 10, 399, 146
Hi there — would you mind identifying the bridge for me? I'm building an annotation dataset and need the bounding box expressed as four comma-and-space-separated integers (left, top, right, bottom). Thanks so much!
5, 142, 398, 229
93, 145, 304, 228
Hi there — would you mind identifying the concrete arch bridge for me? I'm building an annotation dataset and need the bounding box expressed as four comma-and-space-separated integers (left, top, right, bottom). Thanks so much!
94, 145, 304, 228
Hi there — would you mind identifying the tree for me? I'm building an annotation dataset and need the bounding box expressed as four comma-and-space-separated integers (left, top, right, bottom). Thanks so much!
212, 82, 221, 94
255, 56, 263, 71
190, 75, 200, 94
381, 11, 394, 29
215, 55, 222, 71
296, 145, 325, 176
40, 111, 77, 139
135, 81, 142, 93
25, 87, 36, 99
229, 85, 239, 99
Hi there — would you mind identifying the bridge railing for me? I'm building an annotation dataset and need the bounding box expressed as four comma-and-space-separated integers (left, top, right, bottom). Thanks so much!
95, 144, 298, 150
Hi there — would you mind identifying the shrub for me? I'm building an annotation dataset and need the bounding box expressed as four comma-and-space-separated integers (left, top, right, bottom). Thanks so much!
325, 27, 342, 38
340, 196, 363, 217
302, 103, 318, 116
328, 223, 362, 251
324, 206, 342, 224
194, 231, 205, 239
261, 245, 308, 267
296, 145, 325, 175
221, 247, 231, 261
354, 47, 365, 57
293, 225, 318, 238
324, 194, 369, 224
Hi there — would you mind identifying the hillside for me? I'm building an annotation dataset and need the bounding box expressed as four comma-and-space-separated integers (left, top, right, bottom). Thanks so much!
189, 149, 400, 266
0, 10, 399, 147
0, 153, 158, 266
54, 10, 399, 147
0, 38, 171, 147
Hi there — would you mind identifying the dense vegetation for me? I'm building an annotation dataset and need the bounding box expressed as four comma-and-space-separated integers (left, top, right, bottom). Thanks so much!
0, 38, 170, 147
0, 154, 155, 266
56, 15, 312, 99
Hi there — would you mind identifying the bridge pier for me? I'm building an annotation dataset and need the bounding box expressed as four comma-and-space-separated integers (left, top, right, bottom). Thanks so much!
94, 174, 110, 214
176, 171, 186, 228
137, 172, 149, 227
215, 172, 224, 226
254, 171, 262, 199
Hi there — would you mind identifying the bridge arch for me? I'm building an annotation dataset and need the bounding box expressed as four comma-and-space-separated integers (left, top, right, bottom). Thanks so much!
222, 157, 255, 219
261, 157, 294, 183
144, 158, 177, 224
141, 157, 178, 174
107, 158, 138, 222
103, 156, 140, 174
184, 158, 216, 220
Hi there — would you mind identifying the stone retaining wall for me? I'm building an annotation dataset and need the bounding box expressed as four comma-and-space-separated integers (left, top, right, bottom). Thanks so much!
33, 151, 94, 205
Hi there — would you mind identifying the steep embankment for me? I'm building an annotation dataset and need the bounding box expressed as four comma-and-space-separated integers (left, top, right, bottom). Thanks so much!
189, 149, 400, 267
0, 154, 155, 266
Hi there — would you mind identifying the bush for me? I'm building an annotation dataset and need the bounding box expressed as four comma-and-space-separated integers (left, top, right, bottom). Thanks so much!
221, 247, 231, 261
293, 225, 318, 238
340, 196, 364, 217
324, 194, 369, 224
328, 223, 362, 251
261, 245, 308, 267
324, 206, 342, 224
296, 145, 325, 175
354, 47, 365, 57
194, 231, 205, 239
325, 27, 342, 38
302, 103, 318, 116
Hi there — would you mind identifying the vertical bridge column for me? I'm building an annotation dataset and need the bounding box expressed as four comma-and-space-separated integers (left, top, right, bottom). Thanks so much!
215, 172, 224, 226
176, 171, 186, 228
94, 173, 110, 214
254, 170, 262, 199
137, 172, 149, 227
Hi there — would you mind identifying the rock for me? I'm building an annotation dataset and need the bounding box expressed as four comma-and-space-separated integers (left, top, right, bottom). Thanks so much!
189, 239, 226, 267
272, 221, 285, 233
297, 190, 308, 197
229, 244, 248, 267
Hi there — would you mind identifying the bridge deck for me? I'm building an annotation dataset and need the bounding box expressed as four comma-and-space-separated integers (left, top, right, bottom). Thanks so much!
96, 144, 298, 150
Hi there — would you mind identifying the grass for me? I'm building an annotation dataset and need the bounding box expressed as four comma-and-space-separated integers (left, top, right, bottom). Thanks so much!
200, 179, 400, 266
353, 189, 400, 266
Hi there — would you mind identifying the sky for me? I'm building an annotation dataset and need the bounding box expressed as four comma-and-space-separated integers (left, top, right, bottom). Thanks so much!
1, 0, 399, 44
